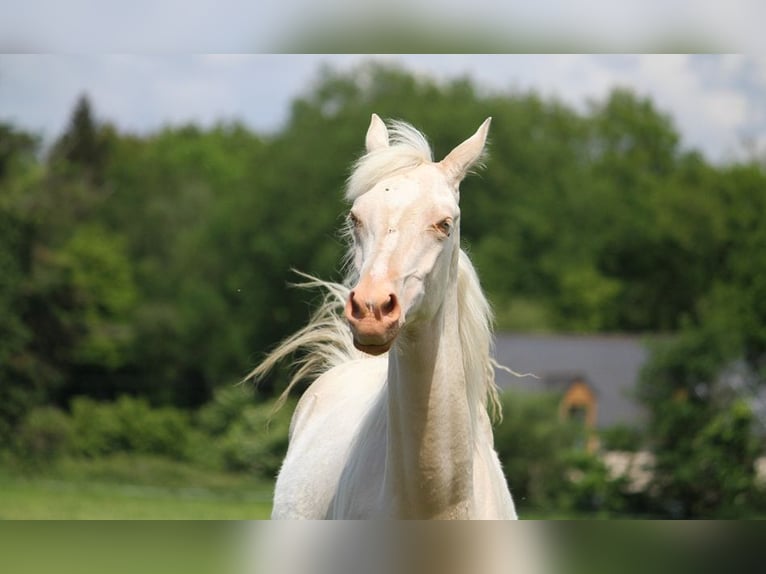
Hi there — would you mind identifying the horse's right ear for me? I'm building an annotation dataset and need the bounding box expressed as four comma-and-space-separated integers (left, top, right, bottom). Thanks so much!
439, 117, 491, 186
365, 113, 390, 152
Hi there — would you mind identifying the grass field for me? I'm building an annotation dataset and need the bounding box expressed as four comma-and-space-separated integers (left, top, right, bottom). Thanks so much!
0, 454, 273, 519
0, 456, 609, 520
0, 522, 246, 574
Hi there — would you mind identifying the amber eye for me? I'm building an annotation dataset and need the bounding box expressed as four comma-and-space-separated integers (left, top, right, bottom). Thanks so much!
435, 217, 453, 237
348, 212, 362, 230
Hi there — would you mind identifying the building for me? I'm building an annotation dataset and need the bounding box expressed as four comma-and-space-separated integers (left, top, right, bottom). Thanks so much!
493, 334, 766, 482
493, 333, 651, 431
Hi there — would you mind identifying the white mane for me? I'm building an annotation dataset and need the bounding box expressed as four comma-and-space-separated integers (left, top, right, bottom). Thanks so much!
247, 120, 501, 423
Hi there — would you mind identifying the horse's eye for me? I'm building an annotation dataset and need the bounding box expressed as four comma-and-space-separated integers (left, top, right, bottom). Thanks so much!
348, 212, 362, 229
435, 218, 453, 237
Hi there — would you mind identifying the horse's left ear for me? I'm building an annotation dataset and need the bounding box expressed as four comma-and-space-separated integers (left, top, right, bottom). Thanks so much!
365, 113, 390, 153
439, 117, 491, 186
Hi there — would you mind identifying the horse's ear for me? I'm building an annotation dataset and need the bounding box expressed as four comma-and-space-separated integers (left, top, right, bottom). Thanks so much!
439, 117, 491, 186
365, 113, 390, 152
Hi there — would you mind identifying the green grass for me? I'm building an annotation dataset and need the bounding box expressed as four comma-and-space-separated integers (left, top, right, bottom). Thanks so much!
0, 454, 274, 519
0, 522, 240, 574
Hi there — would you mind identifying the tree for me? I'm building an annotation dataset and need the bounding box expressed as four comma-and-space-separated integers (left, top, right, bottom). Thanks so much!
50, 94, 111, 184
0, 102, 137, 439
638, 201, 766, 518
0, 124, 44, 441
2, 61, 764, 434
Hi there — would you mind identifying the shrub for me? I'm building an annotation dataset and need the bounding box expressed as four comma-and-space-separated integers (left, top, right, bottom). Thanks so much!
15, 406, 74, 464
113, 396, 192, 459
648, 398, 763, 517
599, 424, 644, 452
69, 396, 194, 460
196, 386, 252, 437
70, 397, 124, 456
494, 390, 630, 515
557, 450, 630, 514
494, 390, 584, 512
218, 400, 293, 479
194, 387, 293, 478
14, 391, 294, 480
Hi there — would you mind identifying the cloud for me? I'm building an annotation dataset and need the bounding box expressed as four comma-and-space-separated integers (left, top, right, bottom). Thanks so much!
4, 1, 766, 52
1, 55, 764, 163
629, 55, 754, 158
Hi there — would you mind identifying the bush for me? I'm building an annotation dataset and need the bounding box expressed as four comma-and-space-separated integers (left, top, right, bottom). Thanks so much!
648, 398, 763, 517
494, 390, 630, 515
196, 386, 252, 437
69, 396, 194, 460
558, 450, 630, 515
195, 387, 293, 479
12, 390, 294, 481
494, 391, 580, 511
69, 397, 124, 456
217, 399, 293, 479
15, 406, 74, 464
599, 424, 644, 452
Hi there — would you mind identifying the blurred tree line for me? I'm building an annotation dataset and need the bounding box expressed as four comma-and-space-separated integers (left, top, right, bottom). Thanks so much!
1, 62, 764, 515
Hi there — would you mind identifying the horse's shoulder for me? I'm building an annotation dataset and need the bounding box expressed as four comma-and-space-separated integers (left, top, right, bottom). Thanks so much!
288, 357, 387, 439
307, 356, 387, 398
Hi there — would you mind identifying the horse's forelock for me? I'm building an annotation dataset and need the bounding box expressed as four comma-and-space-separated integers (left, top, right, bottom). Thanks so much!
346, 119, 433, 202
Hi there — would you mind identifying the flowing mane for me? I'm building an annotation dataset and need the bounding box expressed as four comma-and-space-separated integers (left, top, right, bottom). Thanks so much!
247, 120, 502, 424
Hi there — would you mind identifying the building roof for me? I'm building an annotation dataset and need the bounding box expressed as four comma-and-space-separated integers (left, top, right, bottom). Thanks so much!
493, 333, 650, 429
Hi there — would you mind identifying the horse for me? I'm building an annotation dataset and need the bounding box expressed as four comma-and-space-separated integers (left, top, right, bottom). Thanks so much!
248, 114, 517, 519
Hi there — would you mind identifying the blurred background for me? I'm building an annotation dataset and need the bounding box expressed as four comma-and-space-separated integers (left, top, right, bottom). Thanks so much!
1, 54, 765, 519
3, 0, 766, 52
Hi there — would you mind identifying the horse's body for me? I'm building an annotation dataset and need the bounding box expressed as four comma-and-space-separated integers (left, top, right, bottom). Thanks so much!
251, 115, 517, 519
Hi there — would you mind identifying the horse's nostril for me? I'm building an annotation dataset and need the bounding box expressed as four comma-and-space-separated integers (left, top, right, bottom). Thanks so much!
381, 294, 397, 316
349, 291, 364, 320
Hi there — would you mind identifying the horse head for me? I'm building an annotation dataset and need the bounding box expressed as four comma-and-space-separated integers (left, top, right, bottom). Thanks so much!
344, 114, 491, 355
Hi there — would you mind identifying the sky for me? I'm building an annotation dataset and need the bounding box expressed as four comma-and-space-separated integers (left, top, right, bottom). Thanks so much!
1, 54, 765, 164
2, 1, 765, 53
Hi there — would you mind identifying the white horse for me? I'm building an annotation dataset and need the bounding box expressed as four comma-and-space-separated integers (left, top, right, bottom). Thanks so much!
249, 114, 517, 519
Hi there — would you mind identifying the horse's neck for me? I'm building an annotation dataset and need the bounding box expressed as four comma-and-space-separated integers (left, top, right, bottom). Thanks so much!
383, 271, 474, 519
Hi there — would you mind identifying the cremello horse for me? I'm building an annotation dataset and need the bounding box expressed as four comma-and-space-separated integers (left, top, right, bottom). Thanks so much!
249, 115, 516, 519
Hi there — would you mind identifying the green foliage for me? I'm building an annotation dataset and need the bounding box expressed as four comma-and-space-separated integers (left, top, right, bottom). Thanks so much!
217, 405, 291, 478
639, 309, 765, 517
0, 124, 45, 442
69, 396, 193, 460
196, 386, 254, 437
9, 389, 291, 482
2, 62, 766, 519
494, 391, 627, 514
692, 401, 762, 510
644, 396, 762, 517
553, 264, 622, 331
4, 63, 765, 410
558, 449, 630, 515
198, 387, 292, 479
599, 424, 644, 452
49, 95, 112, 184
55, 225, 137, 368
15, 407, 74, 464
494, 391, 572, 511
